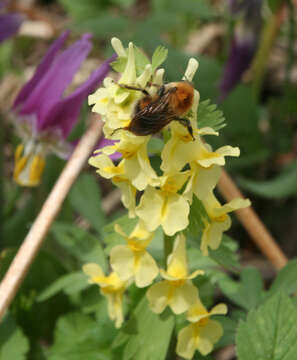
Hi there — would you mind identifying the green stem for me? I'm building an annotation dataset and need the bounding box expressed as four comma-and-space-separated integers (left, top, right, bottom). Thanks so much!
251, 4, 285, 99
164, 234, 173, 266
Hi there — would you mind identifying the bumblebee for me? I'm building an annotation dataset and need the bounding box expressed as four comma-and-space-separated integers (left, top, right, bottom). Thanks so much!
112, 81, 195, 139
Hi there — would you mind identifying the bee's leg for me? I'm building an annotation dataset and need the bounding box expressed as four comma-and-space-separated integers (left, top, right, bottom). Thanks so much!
175, 117, 195, 140
110, 127, 126, 137
118, 84, 149, 96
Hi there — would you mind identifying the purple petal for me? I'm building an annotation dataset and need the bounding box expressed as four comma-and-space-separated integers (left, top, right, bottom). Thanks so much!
13, 30, 70, 108
218, 34, 257, 101
0, 13, 24, 43
18, 33, 93, 130
41, 55, 116, 137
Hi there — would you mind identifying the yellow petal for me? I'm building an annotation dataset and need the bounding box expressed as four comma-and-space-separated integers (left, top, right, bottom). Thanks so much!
176, 324, 197, 360
191, 165, 222, 201
213, 198, 251, 217
162, 193, 190, 236
200, 218, 231, 256
197, 319, 223, 355
146, 281, 170, 314
83, 263, 104, 280
167, 234, 188, 278
110, 245, 134, 281
187, 299, 208, 323
170, 281, 199, 314
135, 252, 159, 288
210, 303, 228, 316
136, 187, 163, 232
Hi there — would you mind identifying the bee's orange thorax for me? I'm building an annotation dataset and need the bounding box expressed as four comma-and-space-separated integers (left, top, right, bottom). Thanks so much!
167, 81, 194, 115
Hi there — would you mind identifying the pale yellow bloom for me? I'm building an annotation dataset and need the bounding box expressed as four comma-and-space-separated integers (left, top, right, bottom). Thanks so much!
183, 163, 222, 202
110, 222, 158, 287
161, 135, 239, 175
201, 192, 251, 255
176, 300, 227, 359
83, 263, 127, 328
88, 154, 137, 217
102, 134, 158, 191
146, 234, 204, 314
136, 172, 191, 236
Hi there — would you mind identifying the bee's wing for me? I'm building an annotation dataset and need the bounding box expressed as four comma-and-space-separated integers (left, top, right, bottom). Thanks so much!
131, 92, 175, 135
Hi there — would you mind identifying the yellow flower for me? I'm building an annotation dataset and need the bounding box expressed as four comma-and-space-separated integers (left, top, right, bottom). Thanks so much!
183, 163, 222, 203
102, 134, 158, 191
136, 172, 191, 236
88, 154, 137, 217
146, 234, 204, 314
201, 192, 251, 256
83, 263, 128, 328
14, 143, 46, 187
176, 300, 227, 359
161, 135, 239, 175
110, 222, 159, 287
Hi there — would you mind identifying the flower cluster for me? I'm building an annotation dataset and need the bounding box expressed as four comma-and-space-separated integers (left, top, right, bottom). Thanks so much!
83, 38, 250, 358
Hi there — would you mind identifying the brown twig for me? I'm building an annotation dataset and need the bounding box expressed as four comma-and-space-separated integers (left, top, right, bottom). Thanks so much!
0, 119, 103, 322
218, 169, 288, 270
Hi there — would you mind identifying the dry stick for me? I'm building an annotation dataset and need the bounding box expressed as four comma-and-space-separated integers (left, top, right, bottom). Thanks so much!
218, 169, 288, 271
0, 119, 103, 322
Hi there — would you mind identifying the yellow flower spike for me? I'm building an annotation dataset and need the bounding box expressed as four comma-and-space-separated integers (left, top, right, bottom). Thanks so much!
110, 222, 159, 287
176, 300, 227, 359
83, 263, 127, 328
146, 234, 204, 315
201, 192, 251, 255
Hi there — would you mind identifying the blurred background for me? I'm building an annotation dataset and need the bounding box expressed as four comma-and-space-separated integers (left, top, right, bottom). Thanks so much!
0, 0, 297, 358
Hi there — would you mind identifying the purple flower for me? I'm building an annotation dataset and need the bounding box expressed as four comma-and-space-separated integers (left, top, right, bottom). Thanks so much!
12, 31, 114, 186
218, 0, 263, 101
0, 1, 24, 43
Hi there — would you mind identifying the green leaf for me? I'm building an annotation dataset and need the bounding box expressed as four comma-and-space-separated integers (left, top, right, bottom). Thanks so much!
111, 56, 127, 73
51, 222, 107, 270
49, 312, 113, 360
268, 258, 297, 297
134, 46, 150, 75
37, 272, 88, 302
197, 99, 226, 131
208, 236, 240, 272
238, 162, 297, 198
147, 137, 164, 155
0, 313, 29, 360
186, 195, 208, 236
113, 297, 174, 360
217, 267, 264, 310
236, 293, 297, 360
151, 46, 168, 71
68, 174, 106, 235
